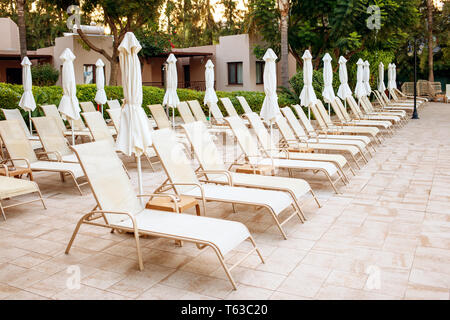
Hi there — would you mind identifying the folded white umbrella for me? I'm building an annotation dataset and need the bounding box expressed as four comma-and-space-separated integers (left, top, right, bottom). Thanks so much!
260, 48, 280, 166
363, 60, 371, 96
116, 32, 153, 197
300, 50, 317, 119
354, 58, 366, 99
392, 64, 398, 90
94, 58, 107, 115
18, 56, 37, 134
162, 53, 180, 128
378, 62, 386, 92
204, 59, 218, 122
322, 53, 336, 115
387, 63, 395, 90
58, 48, 81, 145
337, 56, 353, 102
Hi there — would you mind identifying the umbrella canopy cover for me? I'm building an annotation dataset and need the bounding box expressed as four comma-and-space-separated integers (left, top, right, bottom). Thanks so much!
18, 57, 36, 112
322, 53, 336, 103
94, 59, 107, 105
58, 48, 80, 120
204, 59, 218, 105
115, 32, 152, 157
387, 63, 395, 90
300, 50, 317, 107
260, 48, 280, 123
162, 53, 180, 109
354, 58, 366, 99
392, 64, 398, 89
378, 62, 386, 92
363, 60, 371, 96
337, 56, 352, 100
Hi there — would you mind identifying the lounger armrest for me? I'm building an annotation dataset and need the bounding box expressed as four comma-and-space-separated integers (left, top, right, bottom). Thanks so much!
137, 193, 180, 213
7, 157, 31, 169
90, 210, 138, 231
0, 163, 9, 176
36, 151, 63, 162
165, 182, 206, 212
197, 170, 233, 186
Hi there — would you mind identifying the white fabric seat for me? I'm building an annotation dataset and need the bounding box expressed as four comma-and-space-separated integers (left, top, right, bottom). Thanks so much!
115, 209, 249, 256
255, 158, 338, 177
277, 152, 348, 169
184, 184, 293, 216
30, 161, 85, 178
0, 176, 39, 199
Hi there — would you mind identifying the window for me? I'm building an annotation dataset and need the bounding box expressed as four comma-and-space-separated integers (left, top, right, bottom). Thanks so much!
227, 62, 243, 85
256, 61, 264, 84
83, 64, 95, 84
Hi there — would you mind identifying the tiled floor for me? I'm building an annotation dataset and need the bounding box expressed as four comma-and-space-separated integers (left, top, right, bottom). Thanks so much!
0, 102, 449, 300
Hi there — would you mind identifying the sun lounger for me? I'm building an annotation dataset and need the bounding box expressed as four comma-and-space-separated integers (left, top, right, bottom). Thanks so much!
0, 120, 87, 195
236, 96, 253, 114
0, 169, 46, 220
178, 101, 196, 124
79, 101, 97, 113
1, 109, 42, 151
107, 99, 121, 109
149, 104, 171, 129
152, 127, 300, 239
32, 117, 78, 163
225, 116, 345, 194
182, 121, 322, 221
65, 140, 262, 290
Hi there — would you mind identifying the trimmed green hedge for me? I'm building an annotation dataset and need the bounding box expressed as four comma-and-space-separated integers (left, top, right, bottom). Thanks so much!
0, 83, 296, 120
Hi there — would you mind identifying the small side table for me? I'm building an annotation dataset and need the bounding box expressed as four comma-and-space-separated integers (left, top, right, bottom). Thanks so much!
146, 195, 201, 216
236, 164, 275, 175
0, 167, 33, 180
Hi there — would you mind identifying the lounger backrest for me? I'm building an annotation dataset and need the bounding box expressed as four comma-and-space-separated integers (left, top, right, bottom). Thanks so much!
149, 104, 170, 129
182, 121, 226, 180
281, 107, 309, 139
32, 117, 72, 159
42, 104, 67, 133
275, 116, 298, 147
244, 112, 273, 151
187, 100, 208, 123
361, 96, 374, 113
208, 101, 225, 123
220, 97, 239, 117
290, 105, 315, 135
446, 84, 450, 99
151, 128, 200, 194
237, 96, 253, 114
389, 89, 399, 101
106, 108, 121, 132
1, 108, 30, 137
330, 98, 347, 123
315, 100, 335, 125
178, 101, 196, 124
69, 117, 87, 131
72, 140, 143, 224
309, 103, 329, 129
80, 101, 97, 113
107, 99, 121, 109
225, 116, 261, 158
0, 120, 37, 166
381, 91, 391, 104
82, 112, 115, 146
346, 96, 363, 119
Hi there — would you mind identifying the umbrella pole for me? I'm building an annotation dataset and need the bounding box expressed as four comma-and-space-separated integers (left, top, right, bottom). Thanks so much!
101, 104, 103, 117
327, 103, 330, 116
136, 155, 144, 205
172, 109, 175, 129
308, 105, 310, 120
28, 110, 32, 135
71, 121, 75, 145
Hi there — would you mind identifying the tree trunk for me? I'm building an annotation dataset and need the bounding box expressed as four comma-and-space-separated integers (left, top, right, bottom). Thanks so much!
279, 0, 290, 88
427, 0, 434, 82
16, 0, 27, 59
109, 52, 119, 86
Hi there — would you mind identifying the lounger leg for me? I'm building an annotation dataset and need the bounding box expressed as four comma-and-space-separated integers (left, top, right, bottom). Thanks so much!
60, 172, 66, 182
351, 154, 361, 170
232, 203, 237, 213
213, 247, 238, 290
0, 204, 6, 221
65, 213, 92, 254
249, 236, 265, 264
37, 190, 47, 210
133, 230, 144, 271
310, 189, 321, 208
144, 154, 155, 172
324, 171, 340, 194
70, 174, 83, 196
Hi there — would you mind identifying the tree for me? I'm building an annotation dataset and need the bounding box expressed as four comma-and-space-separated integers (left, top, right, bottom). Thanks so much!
16, 0, 27, 59
426, 0, 434, 81
72, 0, 164, 85
278, 0, 289, 88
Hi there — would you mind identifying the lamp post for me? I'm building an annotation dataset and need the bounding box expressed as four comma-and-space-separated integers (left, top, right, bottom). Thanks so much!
407, 38, 424, 119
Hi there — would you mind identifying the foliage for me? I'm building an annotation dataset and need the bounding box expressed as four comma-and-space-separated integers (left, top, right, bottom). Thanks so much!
135, 28, 173, 58
289, 69, 341, 102
31, 64, 60, 86
0, 83, 295, 120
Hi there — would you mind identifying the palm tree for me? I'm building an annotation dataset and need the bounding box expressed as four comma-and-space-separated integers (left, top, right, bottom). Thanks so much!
426, 0, 434, 81
278, 0, 289, 88
16, 0, 27, 59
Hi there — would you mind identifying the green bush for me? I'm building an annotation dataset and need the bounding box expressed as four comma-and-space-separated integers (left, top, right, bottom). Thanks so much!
0, 83, 296, 119
31, 64, 59, 86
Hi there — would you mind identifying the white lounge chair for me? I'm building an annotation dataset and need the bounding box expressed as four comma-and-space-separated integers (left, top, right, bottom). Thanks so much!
0, 167, 46, 221
225, 116, 345, 194
236, 96, 253, 114
107, 99, 121, 109
0, 120, 87, 195
65, 140, 262, 290
182, 121, 322, 221
1, 108, 42, 150
151, 127, 300, 240
79, 101, 97, 113
149, 104, 171, 129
